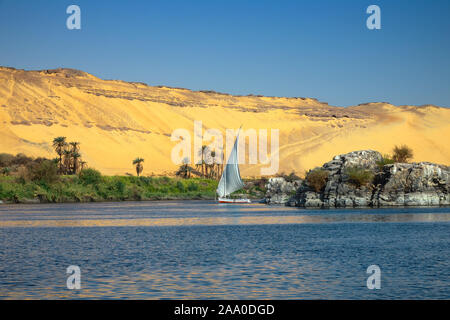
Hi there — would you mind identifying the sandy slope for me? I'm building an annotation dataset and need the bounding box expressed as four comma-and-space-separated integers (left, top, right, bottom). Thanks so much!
0, 66, 449, 176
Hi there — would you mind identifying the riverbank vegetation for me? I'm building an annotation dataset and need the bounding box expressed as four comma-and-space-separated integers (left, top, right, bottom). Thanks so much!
0, 170, 266, 203
0, 172, 219, 203
0, 151, 265, 203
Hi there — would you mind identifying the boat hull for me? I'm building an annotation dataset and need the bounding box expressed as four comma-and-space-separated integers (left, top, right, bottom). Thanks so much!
218, 197, 251, 204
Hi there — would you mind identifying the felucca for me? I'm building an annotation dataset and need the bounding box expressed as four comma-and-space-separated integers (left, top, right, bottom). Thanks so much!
216, 128, 251, 203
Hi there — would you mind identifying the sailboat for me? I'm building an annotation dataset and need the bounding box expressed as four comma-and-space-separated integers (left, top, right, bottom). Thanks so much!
216, 128, 251, 203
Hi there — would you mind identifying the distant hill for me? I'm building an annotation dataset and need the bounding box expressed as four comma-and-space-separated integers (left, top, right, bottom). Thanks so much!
0, 66, 449, 176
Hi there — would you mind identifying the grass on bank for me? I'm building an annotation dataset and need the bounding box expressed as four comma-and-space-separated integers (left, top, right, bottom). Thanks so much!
0, 168, 217, 203
0, 168, 266, 203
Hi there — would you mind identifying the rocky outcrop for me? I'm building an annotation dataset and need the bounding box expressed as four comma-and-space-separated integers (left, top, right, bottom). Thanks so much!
265, 177, 302, 204
372, 162, 449, 206
280, 150, 449, 207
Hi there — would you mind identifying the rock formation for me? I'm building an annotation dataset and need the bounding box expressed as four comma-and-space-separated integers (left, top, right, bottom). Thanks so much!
265, 150, 449, 207
264, 177, 302, 204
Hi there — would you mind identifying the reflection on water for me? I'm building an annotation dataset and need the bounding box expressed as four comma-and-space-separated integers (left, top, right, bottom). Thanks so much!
1, 201, 449, 228
1, 213, 449, 228
0, 201, 449, 299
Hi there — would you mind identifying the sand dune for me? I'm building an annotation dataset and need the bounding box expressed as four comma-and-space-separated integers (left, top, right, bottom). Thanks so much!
0, 66, 449, 176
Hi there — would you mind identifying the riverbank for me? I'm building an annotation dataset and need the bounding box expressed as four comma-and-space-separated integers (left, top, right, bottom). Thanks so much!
0, 175, 266, 204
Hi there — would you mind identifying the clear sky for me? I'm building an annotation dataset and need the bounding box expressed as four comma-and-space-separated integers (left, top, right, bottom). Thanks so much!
0, 0, 449, 107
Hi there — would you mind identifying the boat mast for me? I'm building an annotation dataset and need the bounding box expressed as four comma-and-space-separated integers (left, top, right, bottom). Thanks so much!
224, 168, 227, 199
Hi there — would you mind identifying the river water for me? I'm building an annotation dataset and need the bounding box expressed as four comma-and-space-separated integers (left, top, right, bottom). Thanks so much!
0, 201, 449, 299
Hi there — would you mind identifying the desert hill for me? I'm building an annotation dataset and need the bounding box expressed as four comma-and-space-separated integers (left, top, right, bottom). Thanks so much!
0, 66, 449, 176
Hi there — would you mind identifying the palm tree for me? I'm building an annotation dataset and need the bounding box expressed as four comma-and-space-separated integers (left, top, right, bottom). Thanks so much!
219, 151, 224, 178
52, 136, 67, 173
69, 141, 80, 153
63, 149, 72, 174
180, 157, 192, 178
133, 158, 144, 176
72, 152, 81, 174
80, 161, 87, 170
209, 150, 217, 179
195, 163, 202, 176
197, 145, 210, 177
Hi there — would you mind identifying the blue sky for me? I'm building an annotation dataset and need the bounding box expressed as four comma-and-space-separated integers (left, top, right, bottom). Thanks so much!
0, 0, 449, 107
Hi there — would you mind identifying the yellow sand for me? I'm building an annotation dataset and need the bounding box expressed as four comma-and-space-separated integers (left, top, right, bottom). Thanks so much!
0, 66, 449, 177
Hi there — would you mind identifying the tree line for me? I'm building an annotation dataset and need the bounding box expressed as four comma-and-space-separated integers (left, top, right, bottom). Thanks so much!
52, 137, 87, 174
176, 145, 224, 180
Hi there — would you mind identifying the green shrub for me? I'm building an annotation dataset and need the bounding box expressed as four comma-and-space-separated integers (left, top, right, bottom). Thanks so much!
392, 145, 413, 163
129, 185, 142, 200
176, 181, 186, 192
138, 176, 152, 186
29, 160, 59, 184
160, 176, 170, 184
115, 180, 126, 194
79, 168, 102, 185
345, 166, 374, 187
187, 182, 199, 191
1, 167, 11, 176
376, 154, 395, 171
306, 168, 329, 192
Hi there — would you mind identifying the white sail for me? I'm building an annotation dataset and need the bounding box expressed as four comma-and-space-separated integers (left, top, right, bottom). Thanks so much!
216, 129, 244, 197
